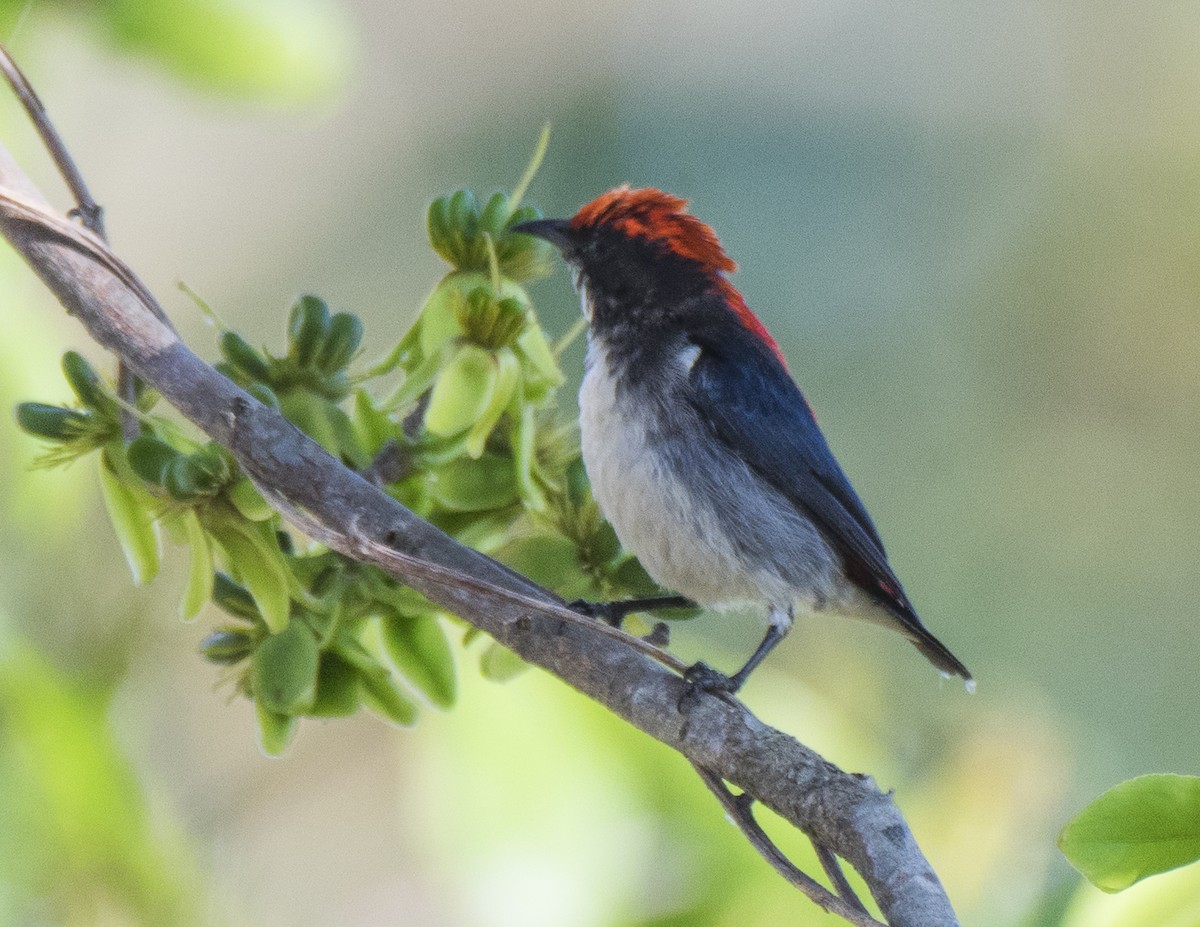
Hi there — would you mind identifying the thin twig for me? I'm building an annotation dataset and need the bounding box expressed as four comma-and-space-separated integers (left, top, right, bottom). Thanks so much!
0, 44, 104, 237
692, 764, 888, 927
816, 842, 871, 916
0, 42, 145, 438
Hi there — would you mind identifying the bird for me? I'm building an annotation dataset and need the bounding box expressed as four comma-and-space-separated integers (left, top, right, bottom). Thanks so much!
514, 188, 971, 695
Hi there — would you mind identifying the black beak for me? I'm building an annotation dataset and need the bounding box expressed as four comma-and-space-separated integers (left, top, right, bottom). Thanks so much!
511, 217, 577, 252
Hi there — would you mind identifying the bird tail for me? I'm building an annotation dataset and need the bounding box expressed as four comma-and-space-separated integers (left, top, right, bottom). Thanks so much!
906, 624, 973, 687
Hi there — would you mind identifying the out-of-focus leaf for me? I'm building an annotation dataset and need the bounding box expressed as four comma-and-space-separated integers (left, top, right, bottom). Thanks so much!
256, 702, 298, 756
97, 454, 160, 586
428, 452, 518, 513
425, 344, 497, 438
480, 640, 528, 682
376, 613, 456, 708
309, 652, 360, 717
227, 478, 274, 521
1060, 774, 1200, 892
103, 0, 355, 105
211, 520, 290, 632
179, 509, 213, 620
252, 620, 319, 715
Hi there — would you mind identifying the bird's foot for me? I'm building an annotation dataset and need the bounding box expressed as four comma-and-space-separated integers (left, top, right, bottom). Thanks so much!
678, 661, 741, 711
568, 599, 624, 627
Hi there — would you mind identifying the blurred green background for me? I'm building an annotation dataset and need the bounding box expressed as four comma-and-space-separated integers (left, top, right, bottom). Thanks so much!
2, 0, 1199, 924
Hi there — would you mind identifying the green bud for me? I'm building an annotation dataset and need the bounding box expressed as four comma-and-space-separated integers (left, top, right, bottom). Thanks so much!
62, 351, 113, 411
315, 312, 364, 374
256, 703, 298, 757
200, 629, 255, 664
126, 435, 181, 485
15, 403, 93, 441
252, 620, 320, 715
308, 652, 361, 717
478, 191, 511, 238
190, 443, 235, 489
427, 194, 454, 264
220, 331, 271, 381
213, 572, 260, 621
456, 288, 527, 350
497, 205, 554, 282
287, 294, 331, 368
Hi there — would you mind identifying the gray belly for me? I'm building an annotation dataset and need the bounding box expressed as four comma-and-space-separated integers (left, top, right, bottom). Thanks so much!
579, 346, 845, 611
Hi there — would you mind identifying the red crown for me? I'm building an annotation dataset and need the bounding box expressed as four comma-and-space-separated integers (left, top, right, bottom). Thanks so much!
573, 187, 784, 365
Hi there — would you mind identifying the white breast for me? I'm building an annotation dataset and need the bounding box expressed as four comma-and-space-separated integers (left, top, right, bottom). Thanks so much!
578, 339, 781, 607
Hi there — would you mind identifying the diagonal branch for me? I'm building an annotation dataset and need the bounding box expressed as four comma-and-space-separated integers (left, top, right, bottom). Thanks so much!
0, 137, 961, 927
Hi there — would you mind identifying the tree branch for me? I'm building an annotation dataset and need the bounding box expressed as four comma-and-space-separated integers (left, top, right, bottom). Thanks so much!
0, 132, 961, 927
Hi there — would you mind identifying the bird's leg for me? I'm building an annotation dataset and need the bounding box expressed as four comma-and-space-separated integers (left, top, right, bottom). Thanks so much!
683, 606, 792, 697
569, 594, 694, 628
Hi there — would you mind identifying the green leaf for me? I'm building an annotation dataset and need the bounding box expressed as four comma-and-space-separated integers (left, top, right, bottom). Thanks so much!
1060, 774, 1200, 892
287, 294, 332, 367
62, 351, 114, 411
103, 0, 354, 106
256, 702, 299, 756
97, 453, 160, 586
179, 509, 213, 620
252, 620, 320, 715
211, 520, 291, 632
424, 344, 497, 438
219, 330, 271, 381
227, 478, 274, 521
480, 640, 528, 682
308, 652, 361, 718
212, 572, 260, 621
376, 613, 456, 709
428, 452, 518, 513
126, 435, 180, 486
336, 640, 418, 726
15, 403, 94, 441
199, 628, 254, 664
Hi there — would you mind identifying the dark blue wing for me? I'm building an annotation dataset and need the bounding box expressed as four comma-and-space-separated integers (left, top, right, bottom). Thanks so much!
684, 329, 908, 611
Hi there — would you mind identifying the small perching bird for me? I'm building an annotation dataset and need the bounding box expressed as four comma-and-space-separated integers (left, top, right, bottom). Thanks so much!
516, 188, 971, 694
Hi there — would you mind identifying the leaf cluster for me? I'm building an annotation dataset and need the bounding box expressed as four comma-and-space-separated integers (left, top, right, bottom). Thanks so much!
14, 175, 674, 755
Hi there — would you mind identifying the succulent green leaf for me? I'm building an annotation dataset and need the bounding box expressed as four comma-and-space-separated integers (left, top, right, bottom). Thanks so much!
212, 521, 291, 632
515, 323, 565, 397
480, 641, 528, 682
179, 509, 214, 620
212, 572, 260, 621
126, 435, 180, 486
255, 702, 298, 757
308, 652, 361, 717
62, 351, 114, 411
424, 344, 497, 438
15, 403, 93, 441
162, 454, 209, 501
252, 619, 320, 715
1060, 774, 1200, 892
315, 312, 364, 374
219, 330, 271, 381
227, 478, 274, 521
97, 454, 160, 586
465, 346, 520, 457
200, 628, 255, 664
376, 613, 456, 709
287, 294, 332, 368
428, 452, 518, 513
